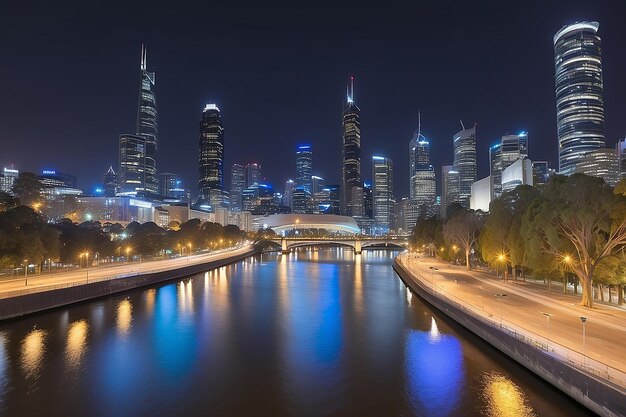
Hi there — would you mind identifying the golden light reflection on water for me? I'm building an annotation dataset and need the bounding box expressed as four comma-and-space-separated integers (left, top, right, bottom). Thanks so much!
145, 288, 156, 314
178, 280, 194, 313
21, 329, 45, 377
481, 372, 536, 417
66, 320, 88, 367
116, 299, 133, 337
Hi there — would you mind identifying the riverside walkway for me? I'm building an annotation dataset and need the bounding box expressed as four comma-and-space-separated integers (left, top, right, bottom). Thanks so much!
0, 244, 254, 299
397, 253, 626, 389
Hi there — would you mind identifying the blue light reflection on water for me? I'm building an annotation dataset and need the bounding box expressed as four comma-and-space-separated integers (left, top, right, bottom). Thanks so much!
0, 248, 591, 417
405, 317, 465, 416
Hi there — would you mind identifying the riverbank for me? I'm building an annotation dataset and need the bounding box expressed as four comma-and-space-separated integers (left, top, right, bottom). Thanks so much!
0, 245, 258, 321
394, 253, 626, 417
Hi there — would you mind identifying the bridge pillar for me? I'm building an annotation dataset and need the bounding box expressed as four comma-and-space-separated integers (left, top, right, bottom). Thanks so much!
354, 239, 362, 255
281, 238, 290, 254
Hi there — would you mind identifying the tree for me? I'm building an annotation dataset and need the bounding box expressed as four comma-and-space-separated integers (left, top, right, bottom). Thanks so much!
410, 216, 440, 252
11, 172, 43, 207
443, 209, 484, 270
0, 192, 19, 211
526, 174, 626, 307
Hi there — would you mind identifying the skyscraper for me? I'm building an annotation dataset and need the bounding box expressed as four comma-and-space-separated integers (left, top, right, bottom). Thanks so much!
295, 145, 313, 193
103, 166, 117, 197
453, 125, 477, 207
118, 45, 158, 196
283, 179, 294, 209
372, 156, 393, 234
245, 162, 262, 189
441, 165, 460, 218
198, 104, 224, 209
341, 76, 362, 216
230, 163, 245, 211
409, 114, 436, 219
554, 22, 605, 174
0, 166, 19, 195
160, 173, 186, 201
118, 134, 157, 195
489, 132, 528, 199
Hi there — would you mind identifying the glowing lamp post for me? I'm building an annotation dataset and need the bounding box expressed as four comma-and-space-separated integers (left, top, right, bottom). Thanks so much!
540, 311, 554, 351
495, 293, 507, 325
24, 259, 28, 286
580, 316, 587, 360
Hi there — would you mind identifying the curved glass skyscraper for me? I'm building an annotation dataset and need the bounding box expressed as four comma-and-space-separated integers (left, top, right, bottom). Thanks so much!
295, 145, 313, 193
554, 21, 605, 174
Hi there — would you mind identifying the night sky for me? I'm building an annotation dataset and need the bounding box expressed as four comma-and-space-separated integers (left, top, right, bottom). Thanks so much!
2, 0, 625, 197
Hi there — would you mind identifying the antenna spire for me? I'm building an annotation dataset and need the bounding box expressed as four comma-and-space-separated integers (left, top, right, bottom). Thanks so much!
347, 76, 355, 103
141, 43, 146, 71
418, 109, 422, 137
460, 120, 466, 130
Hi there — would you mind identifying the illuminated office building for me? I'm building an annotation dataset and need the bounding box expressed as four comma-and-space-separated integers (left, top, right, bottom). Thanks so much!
341, 76, 362, 216
372, 156, 393, 234
554, 21, 605, 174
295, 145, 313, 193
452, 126, 477, 207
198, 104, 224, 209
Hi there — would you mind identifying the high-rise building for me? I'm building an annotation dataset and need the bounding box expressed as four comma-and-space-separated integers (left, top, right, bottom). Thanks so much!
441, 165, 461, 218
574, 148, 620, 186
160, 173, 186, 201
372, 156, 393, 234
532, 161, 552, 185
230, 164, 245, 211
198, 104, 224, 210
324, 185, 341, 215
363, 182, 373, 218
501, 158, 534, 193
118, 134, 158, 195
292, 188, 312, 214
245, 162, 262, 189
295, 145, 313, 193
489, 132, 529, 200
118, 45, 158, 196
453, 126, 477, 207
554, 22, 605, 174
136, 45, 158, 156
409, 115, 436, 219
0, 166, 19, 195
282, 179, 295, 209
616, 138, 626, 180
103, 166, 117, 197
341, 76, 362, 216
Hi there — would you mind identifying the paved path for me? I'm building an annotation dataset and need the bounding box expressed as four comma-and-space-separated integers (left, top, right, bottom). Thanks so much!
0, 245, 254, 298
399, 254, 626, 383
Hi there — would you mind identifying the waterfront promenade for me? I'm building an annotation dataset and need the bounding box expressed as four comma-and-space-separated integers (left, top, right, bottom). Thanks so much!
0, 244, 254, 299
397, 253, 626, 388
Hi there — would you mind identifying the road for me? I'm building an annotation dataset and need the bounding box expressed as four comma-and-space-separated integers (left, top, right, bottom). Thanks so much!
0, 244, 254, 298
399, 253, 626, 383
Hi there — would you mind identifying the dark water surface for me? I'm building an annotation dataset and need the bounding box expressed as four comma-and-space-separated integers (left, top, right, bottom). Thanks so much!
0, 249, 591, 416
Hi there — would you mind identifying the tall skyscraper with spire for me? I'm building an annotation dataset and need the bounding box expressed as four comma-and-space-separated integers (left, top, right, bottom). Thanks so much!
118, 44, 159, 196
198, 104, 224, 210
341, 76, 362, 216
554, 21, 605, 174
409, 112, 436, 221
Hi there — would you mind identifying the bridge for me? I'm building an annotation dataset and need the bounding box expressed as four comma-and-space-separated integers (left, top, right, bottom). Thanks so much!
265, 236, 408, 254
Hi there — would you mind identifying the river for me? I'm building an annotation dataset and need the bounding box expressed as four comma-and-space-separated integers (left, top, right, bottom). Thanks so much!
0, 248, 591, 416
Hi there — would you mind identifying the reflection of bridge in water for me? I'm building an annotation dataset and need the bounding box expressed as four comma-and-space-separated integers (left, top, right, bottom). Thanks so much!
265, 236, 409, 254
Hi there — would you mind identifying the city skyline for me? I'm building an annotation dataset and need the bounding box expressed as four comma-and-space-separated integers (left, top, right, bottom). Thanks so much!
2, 3, 626, 197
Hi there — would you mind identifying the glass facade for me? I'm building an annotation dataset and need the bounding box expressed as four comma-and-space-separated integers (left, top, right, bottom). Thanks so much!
574, 148, 620, 186
230, 163, 245, 211
554, 21, 605, 174
135, 45, 158, 195
372, 156, 393, 234
198, 104, 224, 208
295, 145, 313, 193
118, 134, 157, 195
441, 165, 460, 218
452, 126, 477, 207
341, 77, 362, 216
489, 132, 528, 200
409, 118, 436, 219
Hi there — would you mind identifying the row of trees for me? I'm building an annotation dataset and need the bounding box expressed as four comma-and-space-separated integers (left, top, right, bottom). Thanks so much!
410, 174, 626, 308
0, 206, 247, 272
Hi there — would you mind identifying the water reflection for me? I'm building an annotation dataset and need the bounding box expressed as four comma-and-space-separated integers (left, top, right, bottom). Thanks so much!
0, 332, 8, 406
405, 317, 464, 416
481, 372, 536, 417
21, 329, 46, 378
116, 299, 133, 337
66, 320, 89, 368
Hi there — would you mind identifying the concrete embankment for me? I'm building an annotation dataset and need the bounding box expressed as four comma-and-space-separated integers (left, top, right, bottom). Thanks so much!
393, 257, 626, 417
0, 248, 258, 321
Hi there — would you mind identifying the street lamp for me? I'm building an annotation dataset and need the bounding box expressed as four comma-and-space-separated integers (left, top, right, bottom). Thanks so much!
84, 251, 90, 283
126, 247, 131, 263
580, 316, 587, 359
497, 252, 507, 281
428, 266, 438, 290
187, 242, 192, 260
24, 259, 28, 286
495, 293, 507, 325
539, 311, 554, 351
